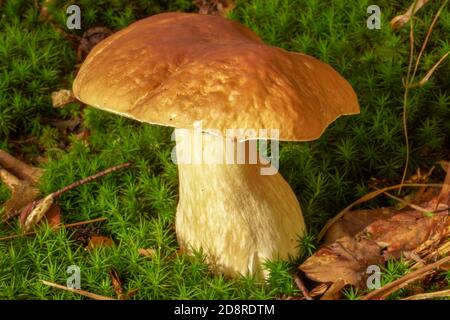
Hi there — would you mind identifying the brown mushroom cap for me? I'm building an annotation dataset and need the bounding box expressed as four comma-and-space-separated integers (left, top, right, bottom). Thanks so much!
73, 12, 360, 141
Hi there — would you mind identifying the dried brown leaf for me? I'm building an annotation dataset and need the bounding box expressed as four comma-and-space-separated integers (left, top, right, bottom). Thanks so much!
300, 237, 383, 287
3, 181, 39, 221
22, 194, 55, 232
324, 208, 394, 244
21, 203, 63, 229
87, 236, 114, 250
390, 0, 430, 30
51, 89, 75, 107
45, 204, 61, 228
302, 180, 450, 290
320, 279, 346, 300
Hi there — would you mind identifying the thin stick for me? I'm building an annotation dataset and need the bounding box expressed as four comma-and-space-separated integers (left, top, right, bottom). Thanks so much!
0, 217, 107, 241
294, 274, 313, 300
399, 0, 418, 193
400, 0, 449, 191
411, 242, 450, 269
317, 183, 443, 241
52, 162, 131, 198
360, 255, 450, 300
408, 51, 450, 88
380, 189, 449, 214
2, 162, 131, 224
403, 289, 450, 300
41, 280, 115, 300
410, 0, 449, 81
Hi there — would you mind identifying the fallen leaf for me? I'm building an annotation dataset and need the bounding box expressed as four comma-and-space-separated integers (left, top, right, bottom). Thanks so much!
72, 226, 100, 246
18, 202, 61, 228
51, 89, 76, 107
390, 0, 430, 30
45, 204, 61, 228
2, 181, 39, 222
300, 237, 383, 287
87, 236, 114, 250
138, 248, 156, 259
324, 208, 394, 244
301, 171, 450, 290
320, 279, 346, 300
22, 194, 55, 232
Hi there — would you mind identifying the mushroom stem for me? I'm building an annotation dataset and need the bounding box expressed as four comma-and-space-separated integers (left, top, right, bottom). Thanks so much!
174, 129, 306, 277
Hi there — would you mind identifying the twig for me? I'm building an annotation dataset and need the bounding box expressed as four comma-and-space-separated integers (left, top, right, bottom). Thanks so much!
360, 255, 450, 300
399, 0, 449, 191
0, 149, 42, 184
411, 240, 450, 269
41, 280, 115, 300
403, 289, 450, 300
3, 162, 131, 226
380, 189, 449, 214
410, 0, 449, 81
294, 274, 313, 300
408, 51, 450, 88
317, 183, 443, 241
399, 0, 418, 193
52, 162, 131, 198
0, 217, 107, 241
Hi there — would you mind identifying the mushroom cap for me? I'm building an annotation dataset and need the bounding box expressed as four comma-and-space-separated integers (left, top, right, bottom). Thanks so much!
73, 12, 360, 141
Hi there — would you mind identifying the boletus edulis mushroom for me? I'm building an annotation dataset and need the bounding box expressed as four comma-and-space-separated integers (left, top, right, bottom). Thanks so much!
73, 12, 360, 278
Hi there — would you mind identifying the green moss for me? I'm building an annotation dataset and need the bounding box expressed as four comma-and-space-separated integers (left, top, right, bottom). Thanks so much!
0, 0, 449, 299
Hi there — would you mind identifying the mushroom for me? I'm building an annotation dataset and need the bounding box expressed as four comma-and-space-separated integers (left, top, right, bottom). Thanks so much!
73, 12, 360, 278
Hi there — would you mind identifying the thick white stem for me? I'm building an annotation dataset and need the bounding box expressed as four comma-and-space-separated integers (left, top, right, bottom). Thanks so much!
174, 129, 305, 278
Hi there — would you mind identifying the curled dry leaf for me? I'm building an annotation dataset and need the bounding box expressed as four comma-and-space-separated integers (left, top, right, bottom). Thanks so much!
22, 194, 55, 232
19, 203, 61, 229
320, 279, 346, 300
0, 164, 40, 222
2, 182, 39, 221
390, 0, 430, 30
300, 237, 383, 287
51, 89, 76, 108
87, 236, 114, 250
